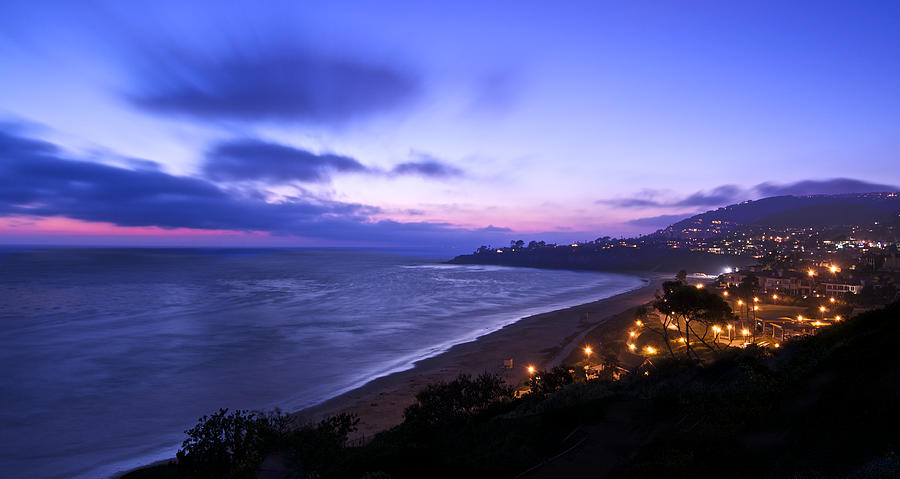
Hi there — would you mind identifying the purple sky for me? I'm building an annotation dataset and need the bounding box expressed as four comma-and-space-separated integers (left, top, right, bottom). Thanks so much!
1, 0, 899, 248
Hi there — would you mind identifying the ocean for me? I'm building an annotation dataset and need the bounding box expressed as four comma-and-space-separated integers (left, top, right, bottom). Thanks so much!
0, 247, 645, 478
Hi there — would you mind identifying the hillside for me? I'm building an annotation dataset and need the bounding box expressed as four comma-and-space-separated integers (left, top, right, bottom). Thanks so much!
656, 192, 900, 240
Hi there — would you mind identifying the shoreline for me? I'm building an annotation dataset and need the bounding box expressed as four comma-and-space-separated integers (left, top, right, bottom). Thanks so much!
293, 272, 667, 440
117, 271, 667, 477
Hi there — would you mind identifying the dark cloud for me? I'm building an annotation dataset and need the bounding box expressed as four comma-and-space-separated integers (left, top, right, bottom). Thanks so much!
0, 126, 498, 246
598, 185, 744, 209
390, 152, 464, 178
754, 178, 899, 197
676, 185, 743, 207
601, 178, 898, 213
625, 213, 692, 229
205, 139, 368, 183
126, 45, 421, 125
203, 140, 465, 184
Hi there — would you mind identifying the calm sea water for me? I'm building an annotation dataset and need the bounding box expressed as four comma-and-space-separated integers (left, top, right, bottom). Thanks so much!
0, 248, 645, 478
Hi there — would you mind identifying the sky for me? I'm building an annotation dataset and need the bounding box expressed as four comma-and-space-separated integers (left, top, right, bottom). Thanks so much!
1, 0, 899, 249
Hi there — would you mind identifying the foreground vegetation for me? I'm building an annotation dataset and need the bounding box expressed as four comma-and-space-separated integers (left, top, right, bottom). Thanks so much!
127, 300, 900, 478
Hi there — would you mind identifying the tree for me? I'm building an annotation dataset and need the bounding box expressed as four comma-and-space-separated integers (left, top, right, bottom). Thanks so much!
528, 366, 574, 395
676, 270, 687, 283
176, 409, 288, 479
654, 281, 733, 359
287, 413, 359, 476
403, 373, 511, 426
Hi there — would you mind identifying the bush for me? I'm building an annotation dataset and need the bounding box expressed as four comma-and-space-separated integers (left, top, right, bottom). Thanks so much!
176, 408, 288, 479
402, 372, 512, 426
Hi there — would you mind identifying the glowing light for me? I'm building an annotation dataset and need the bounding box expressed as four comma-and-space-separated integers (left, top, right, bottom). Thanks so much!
772, 294, 778, 300
629, 331, 636, 337
808, 270, 816, 277
696, 283, 704, 289
754, 305, 759, 311
753, 297, 759, 302
798, 315, 804, 321
678, 337, 686, 343
774, 343, 780, 348
527, 365, 535, 374
741, 329, 750, 336
726, 324, 733, 330
829, 297, 835, 303
628, 343, 636, 351
712, 326, 722, 334
584, 346, 592, 356
635, 320, 643, 327
819, 306, 826, 313
835, 315, 842, 321
723, 291, 729, 297
829, 265, 838, 273
644, 346, 657, 355
737, 300, 744, 306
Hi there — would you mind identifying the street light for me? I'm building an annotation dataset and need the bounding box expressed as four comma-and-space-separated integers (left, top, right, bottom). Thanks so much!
635, 320, 643, 327
753, 297, 759, 302
772, 294, 778, 301
829, 265, 838, 273
696, 283, 704, 289
645, 346, 657, 355
829, 297, 836, 303
628, 343, 636, 351
808, 270, 816, 277
737, 299, 744, 306
723, 291, 729, 297
527, 365, 535, 375
584, 346, 592, 356
741, 328, 750, 337
835, 315, 842, 321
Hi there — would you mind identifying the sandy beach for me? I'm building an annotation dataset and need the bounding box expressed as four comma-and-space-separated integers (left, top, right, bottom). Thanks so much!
295, 273, 667, 440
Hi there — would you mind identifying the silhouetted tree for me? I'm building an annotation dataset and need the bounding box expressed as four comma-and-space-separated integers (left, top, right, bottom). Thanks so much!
655, 281, 732, 359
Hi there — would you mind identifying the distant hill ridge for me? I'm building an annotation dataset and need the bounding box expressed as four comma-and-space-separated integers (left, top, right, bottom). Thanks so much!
654, 192, 900, 239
